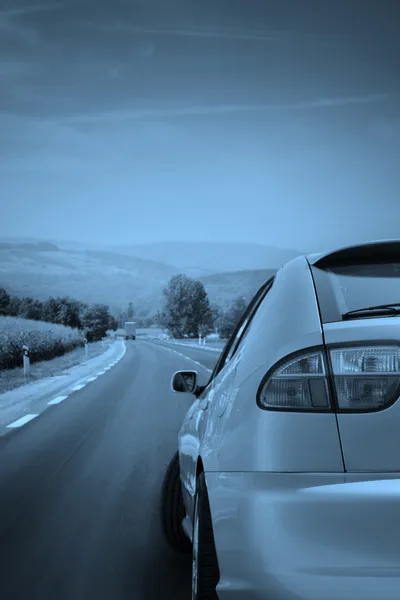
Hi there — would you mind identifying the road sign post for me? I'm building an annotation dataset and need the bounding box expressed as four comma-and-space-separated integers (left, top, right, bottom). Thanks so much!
22, 344, 30, 377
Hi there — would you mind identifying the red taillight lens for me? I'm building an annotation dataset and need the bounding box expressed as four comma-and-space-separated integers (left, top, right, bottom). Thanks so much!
257, 346, 400, 412
330, 346, 400, 411
258, 350, 331, 410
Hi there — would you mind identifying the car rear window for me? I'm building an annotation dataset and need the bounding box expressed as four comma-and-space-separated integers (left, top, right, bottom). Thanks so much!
311, 262, 400, 323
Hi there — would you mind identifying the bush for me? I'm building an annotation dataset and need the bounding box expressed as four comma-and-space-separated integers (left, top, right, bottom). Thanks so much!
0, 316, 84, 370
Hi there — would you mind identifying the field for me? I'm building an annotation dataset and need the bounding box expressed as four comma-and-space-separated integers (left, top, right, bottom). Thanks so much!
0, 316, 84, 370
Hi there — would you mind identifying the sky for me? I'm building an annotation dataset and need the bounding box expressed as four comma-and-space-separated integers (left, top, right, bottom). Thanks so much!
1, 0, 399, 252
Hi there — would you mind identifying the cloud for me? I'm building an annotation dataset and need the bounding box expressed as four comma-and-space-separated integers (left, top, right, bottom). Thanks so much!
0, 2, 66, 17
0, 111, 125, 171
100, 24, 356, 48
0, 13, 39, 45
0, 1, 66, 46
56, 93, 391, 124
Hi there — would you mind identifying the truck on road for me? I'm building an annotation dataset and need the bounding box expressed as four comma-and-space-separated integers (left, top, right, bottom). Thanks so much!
124, 321, 136, 340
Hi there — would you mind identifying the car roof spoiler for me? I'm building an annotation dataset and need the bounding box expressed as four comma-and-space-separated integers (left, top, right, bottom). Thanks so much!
307, 239, 400, 269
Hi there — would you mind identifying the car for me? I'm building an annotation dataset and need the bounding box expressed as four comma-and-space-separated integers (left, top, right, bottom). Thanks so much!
161, 239, 400, 600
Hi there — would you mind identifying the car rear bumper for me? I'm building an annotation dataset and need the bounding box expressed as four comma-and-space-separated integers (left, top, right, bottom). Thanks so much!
205, 471, 400, 600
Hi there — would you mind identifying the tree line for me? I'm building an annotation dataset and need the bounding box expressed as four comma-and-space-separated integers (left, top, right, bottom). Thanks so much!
0, 287, 117, 342
0, 274, 252, 344
158, 274, 249, 339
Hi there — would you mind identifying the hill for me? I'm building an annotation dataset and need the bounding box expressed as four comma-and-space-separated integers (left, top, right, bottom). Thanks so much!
112, 241, 301, 272
0, 245, 177, 315
0, 239, 298, 314
200, 269, 277, 309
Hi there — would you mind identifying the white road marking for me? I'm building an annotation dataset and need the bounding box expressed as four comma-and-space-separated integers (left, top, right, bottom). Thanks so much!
7, 414, 39, 428
48, 395, 68, 405
1, 341, 127, 432
159, 345, 213, 373
70, 384, 86, 392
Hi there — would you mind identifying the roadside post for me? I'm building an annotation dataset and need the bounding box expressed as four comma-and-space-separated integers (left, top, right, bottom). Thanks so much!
84, 339, 88, 356
22, 344, 30, 377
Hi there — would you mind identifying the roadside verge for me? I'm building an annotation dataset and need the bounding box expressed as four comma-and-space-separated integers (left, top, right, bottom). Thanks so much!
0, 339, 126, 434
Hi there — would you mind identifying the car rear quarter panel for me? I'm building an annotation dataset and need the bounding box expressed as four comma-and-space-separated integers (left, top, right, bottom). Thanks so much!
206, 471, 400, 600
202, 256, 344, 474
324, 318, 400, 472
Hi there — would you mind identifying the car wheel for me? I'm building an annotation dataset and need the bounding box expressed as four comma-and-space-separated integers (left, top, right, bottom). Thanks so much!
161, 452, 191, 553
192, 473, 220, 600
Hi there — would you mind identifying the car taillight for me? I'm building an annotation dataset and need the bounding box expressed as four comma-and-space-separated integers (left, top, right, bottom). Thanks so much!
258, 350, 331, 410
330, 346, 400, 411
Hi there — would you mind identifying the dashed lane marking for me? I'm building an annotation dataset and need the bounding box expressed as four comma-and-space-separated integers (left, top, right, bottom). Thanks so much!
2, 342, 127, 432
156, 345, 213, 373
48, 395, 68, 405
7, 414, 39, 428
70, 384, 86, 392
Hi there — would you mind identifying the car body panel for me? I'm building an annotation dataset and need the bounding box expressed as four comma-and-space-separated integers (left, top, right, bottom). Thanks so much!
202, 256, 343, 473
178, 256, 344, 520
324, 318, 400, 472
206, 471, 400, 600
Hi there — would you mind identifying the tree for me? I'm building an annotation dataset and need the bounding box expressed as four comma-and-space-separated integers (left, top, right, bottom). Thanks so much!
219, 296, 248, 339
42, 297, 59, 323
108, 314, 118, 331
0, 288, 10, 315
55, 297, 84, 329
19, 297, 43, 321
163, 275, 213, 338
6, 296, 21, 317
127, 302, 134, 320
81, 303, 113, 341
210, 303, 222, 334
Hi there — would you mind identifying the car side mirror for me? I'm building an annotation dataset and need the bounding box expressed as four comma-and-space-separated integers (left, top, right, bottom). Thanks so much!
171, 370, 198, 394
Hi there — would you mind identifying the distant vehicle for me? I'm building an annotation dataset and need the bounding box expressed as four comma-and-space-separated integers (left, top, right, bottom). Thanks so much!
162, 239, 400, 600
124, 321, 136, 340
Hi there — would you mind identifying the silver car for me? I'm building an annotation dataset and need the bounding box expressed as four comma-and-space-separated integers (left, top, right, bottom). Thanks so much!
161, 239, 400, 600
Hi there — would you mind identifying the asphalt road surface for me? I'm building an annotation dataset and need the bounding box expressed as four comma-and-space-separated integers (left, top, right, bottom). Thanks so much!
0, 340, 220, 600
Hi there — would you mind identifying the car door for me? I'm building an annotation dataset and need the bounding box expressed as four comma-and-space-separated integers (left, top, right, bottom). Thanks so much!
178, 277, 274, 519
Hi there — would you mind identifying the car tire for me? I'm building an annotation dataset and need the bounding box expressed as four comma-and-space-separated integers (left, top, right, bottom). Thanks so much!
161, 452, 191, 554
192, 473, 220, 600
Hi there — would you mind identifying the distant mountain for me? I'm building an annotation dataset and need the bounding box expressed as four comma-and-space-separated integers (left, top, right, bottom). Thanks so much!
0, 245, 177, 314
0, 241, 60, 252
113, 241, 302, 272
0, 238, 301, 314
200, 269, 277, 309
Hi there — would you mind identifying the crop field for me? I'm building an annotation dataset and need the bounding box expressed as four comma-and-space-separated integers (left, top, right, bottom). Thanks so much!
0, 316, 84, 370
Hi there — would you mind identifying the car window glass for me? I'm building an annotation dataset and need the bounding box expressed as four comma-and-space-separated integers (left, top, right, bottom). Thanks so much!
312, 262, 400, 323
209, 277, 274, 382
227, 279, 274, 361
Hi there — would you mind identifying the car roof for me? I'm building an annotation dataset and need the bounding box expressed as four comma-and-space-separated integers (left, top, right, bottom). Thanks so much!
305, 239, 400, 268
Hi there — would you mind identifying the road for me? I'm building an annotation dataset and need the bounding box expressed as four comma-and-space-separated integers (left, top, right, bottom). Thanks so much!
0, 340, 220, 600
